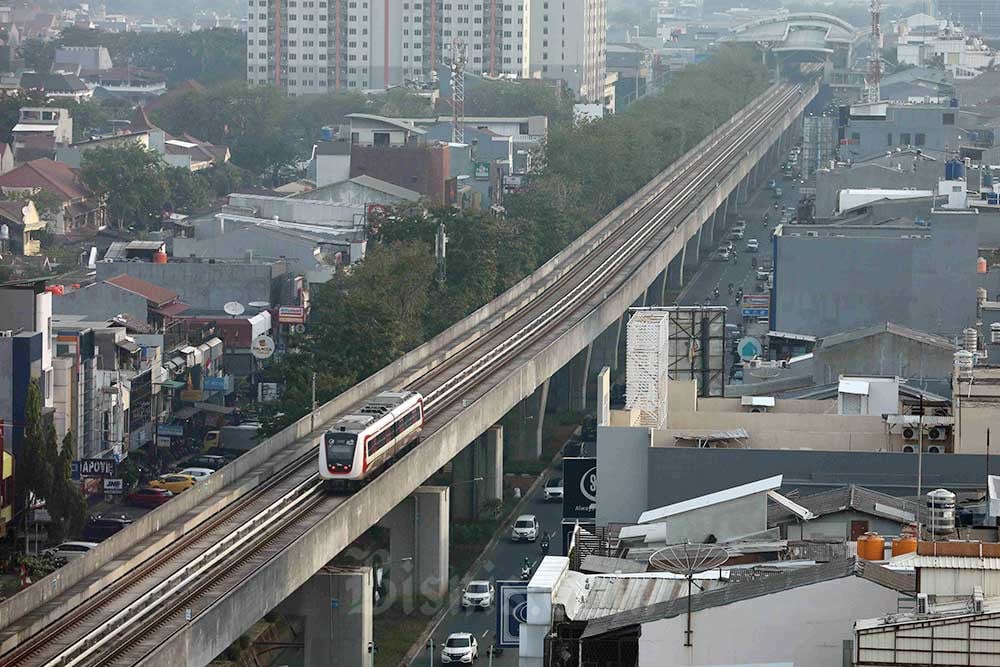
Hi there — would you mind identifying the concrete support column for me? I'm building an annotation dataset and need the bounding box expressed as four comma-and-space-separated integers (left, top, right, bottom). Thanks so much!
533, 379, 549, 459
721, 192, 731, 224
647, 270, 666, 307
276, 566, 373, 667
686, 230, 701, 268
736, 176, 747, 205
596, 367, 611, 426
667, 244, 686, 289
452, 427, 504, 520
707, 208, 719, 245
381, 486, 450, 605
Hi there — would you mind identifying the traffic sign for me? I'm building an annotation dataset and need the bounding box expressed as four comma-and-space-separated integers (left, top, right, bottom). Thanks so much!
742, 294, 769, 306
741, 308, 769, 318
496, 581, 528, 648
737, 337, 763, 361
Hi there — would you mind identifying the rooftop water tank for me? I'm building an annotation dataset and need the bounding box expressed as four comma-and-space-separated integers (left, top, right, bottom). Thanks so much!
955, 349, 974, 377
152, 249, 167, 264
978, 256, 988, 274
320, 125, 335, 142
927, 488, 956, 536
964, 327, 978, 353
946, 159, 966, 181
857, 532, 885, 561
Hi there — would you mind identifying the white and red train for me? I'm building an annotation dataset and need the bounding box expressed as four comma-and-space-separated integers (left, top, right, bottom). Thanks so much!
318, 390, 424, 489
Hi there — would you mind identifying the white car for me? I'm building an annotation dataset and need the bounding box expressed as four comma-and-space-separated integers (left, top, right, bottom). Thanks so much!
746, 238, 759, 252
543, 477, 564, 502
462, 580, 495, 609
179, 467, 215, 481
44, 541, 99, 561
441, 632, 478, 663
512, 514, 540, 542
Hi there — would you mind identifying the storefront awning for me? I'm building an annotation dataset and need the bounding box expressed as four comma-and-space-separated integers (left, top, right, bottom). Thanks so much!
173, 406, 199, 419
195, 402, 237, 415
159, 379, 186, 389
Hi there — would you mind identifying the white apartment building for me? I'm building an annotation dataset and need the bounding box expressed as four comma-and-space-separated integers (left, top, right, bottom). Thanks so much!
523, 0, 607, 102
247, 1, 603, 97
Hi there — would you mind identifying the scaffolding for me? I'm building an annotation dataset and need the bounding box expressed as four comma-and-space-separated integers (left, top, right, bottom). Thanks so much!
802, 115, 836, 179
625, 310, 671, 428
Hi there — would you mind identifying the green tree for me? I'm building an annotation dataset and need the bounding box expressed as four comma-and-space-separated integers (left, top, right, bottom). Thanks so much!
164, 166, 213, 214
47, 431, 87, 541
80, 142, 170, 228
14, 380, 52, 519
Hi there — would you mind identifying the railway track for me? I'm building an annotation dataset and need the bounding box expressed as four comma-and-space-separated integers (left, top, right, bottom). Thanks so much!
0, 78, 810, 667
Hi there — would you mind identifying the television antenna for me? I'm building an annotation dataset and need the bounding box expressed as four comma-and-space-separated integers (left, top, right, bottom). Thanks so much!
649, 543, 730, 647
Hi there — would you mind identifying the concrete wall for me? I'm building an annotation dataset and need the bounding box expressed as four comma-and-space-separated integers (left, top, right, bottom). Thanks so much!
94, 261, 277, 311
596, 426, 649, 525
813, 332, 956, 386
657, 493, 768, 544
661, 409, 889, 452
642, 446, 990, 507
172, 227, 333, 283
785, 510, 908, 541
51, 282, 148, 322
638, 577, 900, 667
843, 105, 960, 160
814, 159, 944, 219
774, 215, 979, 338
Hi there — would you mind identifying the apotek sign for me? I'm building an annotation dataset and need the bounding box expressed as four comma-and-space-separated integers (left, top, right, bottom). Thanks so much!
562, 457, 597, 520
80, 458, 115, 478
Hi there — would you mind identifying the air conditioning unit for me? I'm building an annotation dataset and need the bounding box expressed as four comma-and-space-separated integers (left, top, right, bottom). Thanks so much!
927, 444, 944, 454
928, 427, 948, 441
903, 444, 916, 453
902, 426, 918, 441
806, 231, 819, 237
0, 330, 13, 337
917, 593, 929, 614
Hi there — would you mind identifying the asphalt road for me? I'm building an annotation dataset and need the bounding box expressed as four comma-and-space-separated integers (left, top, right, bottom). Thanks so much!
422, 471, 565, 665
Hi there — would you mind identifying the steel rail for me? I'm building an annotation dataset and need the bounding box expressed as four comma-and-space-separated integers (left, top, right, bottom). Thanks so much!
5, 78, 810, 667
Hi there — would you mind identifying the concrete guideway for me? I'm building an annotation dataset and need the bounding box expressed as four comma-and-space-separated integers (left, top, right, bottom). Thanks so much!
0, 77, 818, 667
135, 79, 817, 666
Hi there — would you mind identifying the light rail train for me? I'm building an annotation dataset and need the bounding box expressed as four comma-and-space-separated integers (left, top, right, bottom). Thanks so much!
319, 390, 424, 489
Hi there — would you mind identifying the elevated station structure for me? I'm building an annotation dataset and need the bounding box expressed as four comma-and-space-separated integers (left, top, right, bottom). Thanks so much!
721, 13, 860, 88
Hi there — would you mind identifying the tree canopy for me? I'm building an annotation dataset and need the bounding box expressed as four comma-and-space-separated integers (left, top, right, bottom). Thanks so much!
257, 48, 770, 435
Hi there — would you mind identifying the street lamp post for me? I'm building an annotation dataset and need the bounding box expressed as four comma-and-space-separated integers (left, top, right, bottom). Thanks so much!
426, 638, 434, 667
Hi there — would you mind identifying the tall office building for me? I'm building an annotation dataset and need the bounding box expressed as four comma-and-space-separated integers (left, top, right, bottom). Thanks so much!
247, 1, 530, 95
523, 0, 607, 102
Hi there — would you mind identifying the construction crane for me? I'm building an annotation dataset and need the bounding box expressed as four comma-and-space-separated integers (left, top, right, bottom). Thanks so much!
449, 39, 467, 144
864, 0, 882, 103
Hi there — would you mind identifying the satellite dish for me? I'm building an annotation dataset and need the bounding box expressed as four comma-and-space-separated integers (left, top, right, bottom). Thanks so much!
649, 543, 730, 648
223, 301, 245, 317
248, 301, 270, 309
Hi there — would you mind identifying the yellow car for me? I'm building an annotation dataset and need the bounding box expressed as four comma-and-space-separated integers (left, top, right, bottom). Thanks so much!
149, 473, 197, 494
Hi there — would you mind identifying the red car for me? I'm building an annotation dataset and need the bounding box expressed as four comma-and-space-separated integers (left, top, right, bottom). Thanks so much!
126, 487, 173, 508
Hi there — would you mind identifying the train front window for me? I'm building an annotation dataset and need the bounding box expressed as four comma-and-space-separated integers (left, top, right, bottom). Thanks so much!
325, 433, 356, 465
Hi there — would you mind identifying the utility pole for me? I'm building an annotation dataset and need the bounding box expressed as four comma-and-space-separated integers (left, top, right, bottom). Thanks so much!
435, 222, 448, 286
917, 394, 924, 500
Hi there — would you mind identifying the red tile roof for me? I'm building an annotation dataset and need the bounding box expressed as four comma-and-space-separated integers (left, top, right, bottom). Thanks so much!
0, 158, 90, 201
104, 273, 179, 307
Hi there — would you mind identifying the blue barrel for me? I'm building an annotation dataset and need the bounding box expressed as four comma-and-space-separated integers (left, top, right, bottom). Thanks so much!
984, 170, 994, 188
946, 160, 965, 180
988, 193, 999, 206
320, 125, 335, 141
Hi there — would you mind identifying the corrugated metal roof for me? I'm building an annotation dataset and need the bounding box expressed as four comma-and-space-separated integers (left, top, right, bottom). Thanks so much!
581, 559, 913, 638
557, 572, 728, 622
768, 485, 926, 525
893, 552, 1000, 570
580, 555, 647, 575
639, 475, 782, 524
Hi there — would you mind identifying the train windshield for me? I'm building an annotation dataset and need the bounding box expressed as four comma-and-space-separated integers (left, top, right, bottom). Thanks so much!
325, 432, 356, 465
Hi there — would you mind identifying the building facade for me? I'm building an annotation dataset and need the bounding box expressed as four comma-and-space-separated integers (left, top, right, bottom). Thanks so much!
246, 1, 605, 99
247, 0, 528, 94
523, 0, 607, 102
